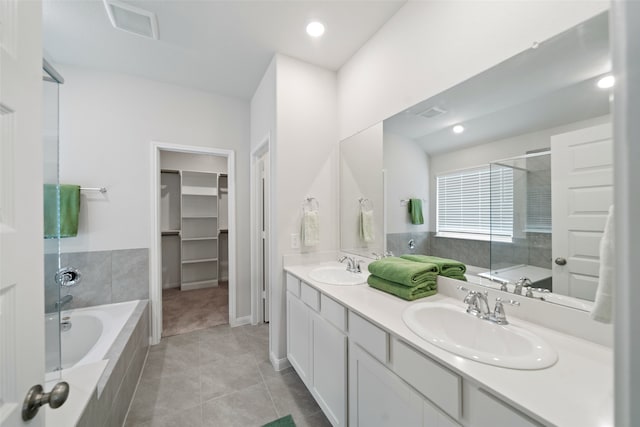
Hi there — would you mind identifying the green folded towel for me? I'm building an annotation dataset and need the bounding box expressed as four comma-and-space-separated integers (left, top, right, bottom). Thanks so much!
408, 198, 424, 225
368, 257, 438, 287
262, 414, 296, 427
400, 254, 467, 279
44, 184, 80, 238
368, 275, 437, 301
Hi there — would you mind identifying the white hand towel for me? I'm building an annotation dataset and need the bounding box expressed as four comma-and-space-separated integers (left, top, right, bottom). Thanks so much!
359, 209, 375, 243
590, 205, 615, 323
301, 210, 320, 247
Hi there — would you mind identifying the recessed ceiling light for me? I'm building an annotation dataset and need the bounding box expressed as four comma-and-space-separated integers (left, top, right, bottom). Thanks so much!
452, 125, 465, 134
597, 75, 615, 89
306, 21, 325, 38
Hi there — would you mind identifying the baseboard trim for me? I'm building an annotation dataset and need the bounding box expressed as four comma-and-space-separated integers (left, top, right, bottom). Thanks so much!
269, 353, 291, 371
230, 315, 251, 327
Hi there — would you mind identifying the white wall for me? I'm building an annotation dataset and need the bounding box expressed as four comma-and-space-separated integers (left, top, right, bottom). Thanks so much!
251, 54, 338, 363
338, 1, 608, 140
58, 65, 252, 317
383, 132, 430, 234
428, 115, 611, 230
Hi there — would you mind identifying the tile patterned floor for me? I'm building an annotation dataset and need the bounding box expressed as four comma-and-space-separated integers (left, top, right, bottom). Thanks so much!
162, 283, 229, 337
124, 323, 332, 427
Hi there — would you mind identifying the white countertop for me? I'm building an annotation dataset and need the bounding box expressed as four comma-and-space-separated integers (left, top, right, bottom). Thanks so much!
284, 261, 613, 427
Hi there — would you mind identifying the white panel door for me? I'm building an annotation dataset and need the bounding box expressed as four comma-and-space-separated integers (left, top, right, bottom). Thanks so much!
349, 343, 422, 427
551, 123, 613, 300
0, 1, 47, 426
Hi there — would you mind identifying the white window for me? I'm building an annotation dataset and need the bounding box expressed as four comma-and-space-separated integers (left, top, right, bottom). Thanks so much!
436, 166, 513, 240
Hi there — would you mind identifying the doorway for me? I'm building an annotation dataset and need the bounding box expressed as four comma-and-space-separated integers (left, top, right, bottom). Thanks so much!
252, 139, 271, 324
150, 142, 237, 345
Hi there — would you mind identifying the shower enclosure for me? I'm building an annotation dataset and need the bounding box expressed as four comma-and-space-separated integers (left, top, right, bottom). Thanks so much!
489, 151, 553, 291
43, 60, 63, 376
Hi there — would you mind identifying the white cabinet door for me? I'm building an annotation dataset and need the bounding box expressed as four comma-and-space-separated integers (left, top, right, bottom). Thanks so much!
423, 401, 461, 427
311, 312, 347, 427
286, 292, 311, 385
468, 387, 542, 427
349, 343, 422, 427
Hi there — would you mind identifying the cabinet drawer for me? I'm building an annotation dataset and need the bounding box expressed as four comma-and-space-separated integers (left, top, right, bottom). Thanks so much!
392, 339, 461, 420
349, 312, 388, 363
320, 294, 347, 332
286, 273, 300, 297
300, 281, 320, 311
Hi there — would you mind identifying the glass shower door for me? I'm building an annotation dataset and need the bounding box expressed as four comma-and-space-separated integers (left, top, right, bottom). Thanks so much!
43, 67, 62, 375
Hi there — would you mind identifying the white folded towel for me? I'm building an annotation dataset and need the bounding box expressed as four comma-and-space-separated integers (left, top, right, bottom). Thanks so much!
301, 210, 319, 247
359, 208, 375, 243
590, 205, 615, 323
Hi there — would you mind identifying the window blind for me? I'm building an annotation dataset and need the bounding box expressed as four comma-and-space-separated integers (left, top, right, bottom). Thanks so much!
436, 166, 513, 238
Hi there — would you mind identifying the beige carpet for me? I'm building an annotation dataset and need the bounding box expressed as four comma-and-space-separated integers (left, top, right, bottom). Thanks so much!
162, 282, 229, 337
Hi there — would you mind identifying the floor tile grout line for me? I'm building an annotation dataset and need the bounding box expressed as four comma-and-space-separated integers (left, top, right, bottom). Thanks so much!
257, 353, 282, 418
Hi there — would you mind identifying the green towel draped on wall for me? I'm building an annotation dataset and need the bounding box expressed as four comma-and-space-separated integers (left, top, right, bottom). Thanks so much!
44, 184, 80, 238
408, 198, 424, 225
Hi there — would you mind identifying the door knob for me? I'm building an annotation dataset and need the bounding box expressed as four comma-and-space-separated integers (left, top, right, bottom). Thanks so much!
555, 257, 567, 266
22, 381, 69, 421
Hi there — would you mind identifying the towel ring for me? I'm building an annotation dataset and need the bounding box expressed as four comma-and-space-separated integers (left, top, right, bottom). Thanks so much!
302, 197, 319, 213
359, 197, 373, 210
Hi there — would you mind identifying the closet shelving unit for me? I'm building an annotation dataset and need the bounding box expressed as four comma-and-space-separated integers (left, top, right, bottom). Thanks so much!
180, 171, 219, 290
217, 174, 228, 281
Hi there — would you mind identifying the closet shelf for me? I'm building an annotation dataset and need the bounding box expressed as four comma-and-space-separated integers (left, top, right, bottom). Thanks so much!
182, 215, 217, 219
182, 188, 218, 197
182, 257, 218, 264
182, 237, 217, 241
161, 230, 180, 236
181, 279, 218, 291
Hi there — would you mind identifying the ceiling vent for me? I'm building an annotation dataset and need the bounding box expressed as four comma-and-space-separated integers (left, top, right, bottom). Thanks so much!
415, 106, 448, 119
103, 0, 159, 40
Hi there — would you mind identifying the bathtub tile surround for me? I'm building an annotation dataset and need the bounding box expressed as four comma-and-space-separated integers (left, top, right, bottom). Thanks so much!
76, 301, 149, 427
385, 232, 429, 258
124, 323, 331, 427
112, 249, 151, 303
44, 248, 150, 311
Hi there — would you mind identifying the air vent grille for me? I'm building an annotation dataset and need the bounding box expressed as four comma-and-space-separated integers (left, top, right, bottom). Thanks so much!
104, 0, 158, 40
416, 106, 447, 118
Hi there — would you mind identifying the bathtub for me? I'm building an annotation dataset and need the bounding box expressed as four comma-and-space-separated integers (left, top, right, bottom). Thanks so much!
45, 299, 150, 427
46, 300, 138, 375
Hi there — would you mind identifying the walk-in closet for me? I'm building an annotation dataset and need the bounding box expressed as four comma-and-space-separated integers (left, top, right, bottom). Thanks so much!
160, 151, 229, 336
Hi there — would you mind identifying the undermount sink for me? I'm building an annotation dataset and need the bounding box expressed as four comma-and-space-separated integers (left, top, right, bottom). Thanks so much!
308, 266, 367, 286
402, 302, 557, 370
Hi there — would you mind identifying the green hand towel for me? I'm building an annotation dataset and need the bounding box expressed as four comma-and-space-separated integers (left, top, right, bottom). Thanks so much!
368, 257, 438, 287
44, 184, 80, 238
408, 198, 424, 225
400, 254, 467, 277
368, 275, 437, 301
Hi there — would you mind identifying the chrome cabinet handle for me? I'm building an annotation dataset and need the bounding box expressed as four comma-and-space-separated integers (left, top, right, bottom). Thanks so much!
22, 381, 69, 421
555, 257, 567, 266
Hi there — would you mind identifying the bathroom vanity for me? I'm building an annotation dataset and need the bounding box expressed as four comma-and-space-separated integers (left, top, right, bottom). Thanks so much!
284, 262, 612, 427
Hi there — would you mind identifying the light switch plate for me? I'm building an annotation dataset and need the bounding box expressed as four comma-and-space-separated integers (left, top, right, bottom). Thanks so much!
291, 233, 300, 249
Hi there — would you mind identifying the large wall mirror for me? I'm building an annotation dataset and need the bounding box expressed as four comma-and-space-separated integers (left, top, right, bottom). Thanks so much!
340, 11, 611, 311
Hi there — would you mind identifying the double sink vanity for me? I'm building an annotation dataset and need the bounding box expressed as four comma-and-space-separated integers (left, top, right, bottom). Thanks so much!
284, 261, 612, 427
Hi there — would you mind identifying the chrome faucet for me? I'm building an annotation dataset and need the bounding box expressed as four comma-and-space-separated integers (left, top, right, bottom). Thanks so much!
513, 277, 533, 295
338, 256, 363, 273
458, 286, 520, 325
55, 294, 73, 310
462, 288, 491, 318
